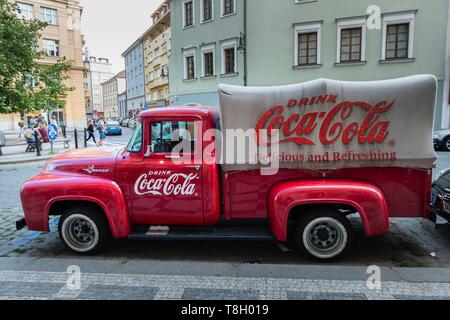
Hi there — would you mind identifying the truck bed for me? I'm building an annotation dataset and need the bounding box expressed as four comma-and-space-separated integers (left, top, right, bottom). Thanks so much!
222, 167, 431, 220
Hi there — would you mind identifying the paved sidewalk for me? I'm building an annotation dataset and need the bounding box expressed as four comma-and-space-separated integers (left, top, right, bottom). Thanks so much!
0, 258, 450, 300
0, 130, 73, 165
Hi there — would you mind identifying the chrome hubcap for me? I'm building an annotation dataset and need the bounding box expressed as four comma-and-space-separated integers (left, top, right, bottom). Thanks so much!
303, 217, 348, 259
62, 214, 99, 253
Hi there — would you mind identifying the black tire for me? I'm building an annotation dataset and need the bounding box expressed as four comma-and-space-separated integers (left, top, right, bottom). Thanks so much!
58, 206, 111, 254
443, 137, 450, 152
293, 207, 354, 261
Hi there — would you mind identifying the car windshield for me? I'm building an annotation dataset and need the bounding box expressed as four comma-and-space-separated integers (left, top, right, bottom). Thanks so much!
125, 121, 142, 153
107, 121, 119, 126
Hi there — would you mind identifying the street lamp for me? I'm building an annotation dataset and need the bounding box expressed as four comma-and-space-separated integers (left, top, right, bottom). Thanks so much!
161, 66, 169, 79
237, 32, 246, 53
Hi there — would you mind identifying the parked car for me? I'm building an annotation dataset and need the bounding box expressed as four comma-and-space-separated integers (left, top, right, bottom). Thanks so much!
105, 121, 122, 136
121, 119, 130, 128
432, 168, 450, 221
433, 129, 450, 151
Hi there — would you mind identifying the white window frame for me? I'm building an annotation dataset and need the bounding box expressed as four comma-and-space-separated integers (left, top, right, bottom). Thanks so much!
221, 0, 236, 17
40, 7, 58, 25
161, 42, 168, 53
221, 39, 237, 75
381, 11, 415, 61
336, 17, 366, 63
43, 39, 59, 57
154, 67, 161, 79
200, 0, 214, 23
294, 21, 322, 66
17, 2, 34, 20
182, 0, 195, 28
294, 0, 318, 4
183, 48, 197, 80
201, 44, 215, 77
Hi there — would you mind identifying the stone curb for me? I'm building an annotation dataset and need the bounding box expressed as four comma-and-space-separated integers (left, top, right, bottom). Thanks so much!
1, 257, 450, 283
0, 155, 55, 166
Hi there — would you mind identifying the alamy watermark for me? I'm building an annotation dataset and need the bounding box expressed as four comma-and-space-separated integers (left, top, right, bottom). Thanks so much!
66, 265, 81, 291
367, 265, 382, 290
367, 5, 382, 30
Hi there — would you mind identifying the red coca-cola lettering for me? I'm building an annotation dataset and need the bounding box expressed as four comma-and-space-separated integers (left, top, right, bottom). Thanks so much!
255, 100, 394, 146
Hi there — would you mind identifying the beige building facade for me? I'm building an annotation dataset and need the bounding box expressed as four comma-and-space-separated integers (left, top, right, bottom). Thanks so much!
0, 0, 87, 130
83, 52, 114, 117
101, 71, 126, 119
142, 0, 171, 108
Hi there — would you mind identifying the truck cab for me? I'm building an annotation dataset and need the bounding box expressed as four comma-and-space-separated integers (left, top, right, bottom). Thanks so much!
115, 106, 222, 226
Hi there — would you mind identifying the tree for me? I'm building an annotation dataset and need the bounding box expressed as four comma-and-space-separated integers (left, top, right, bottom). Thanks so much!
0, 0, 72, 116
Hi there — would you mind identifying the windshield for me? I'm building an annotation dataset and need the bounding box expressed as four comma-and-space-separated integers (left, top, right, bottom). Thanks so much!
107, 121, 119, 126
125, 121, 142, 153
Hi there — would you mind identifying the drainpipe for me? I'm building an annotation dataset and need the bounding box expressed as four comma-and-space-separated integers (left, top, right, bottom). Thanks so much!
244, 0, 248, 86
442, 0, 450, 129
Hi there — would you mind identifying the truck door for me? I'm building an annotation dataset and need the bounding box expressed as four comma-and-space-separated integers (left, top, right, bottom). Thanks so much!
128, 118, 204, 225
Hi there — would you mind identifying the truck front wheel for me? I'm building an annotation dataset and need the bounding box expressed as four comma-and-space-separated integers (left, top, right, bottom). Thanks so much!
293, 208, 354, 261
58, 206, 111, 254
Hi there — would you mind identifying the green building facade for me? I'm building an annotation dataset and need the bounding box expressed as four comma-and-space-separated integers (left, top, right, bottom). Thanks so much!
169, 0, 450, 129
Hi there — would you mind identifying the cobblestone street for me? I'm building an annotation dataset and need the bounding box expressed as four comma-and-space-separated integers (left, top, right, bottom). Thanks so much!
0, 153, 450, 299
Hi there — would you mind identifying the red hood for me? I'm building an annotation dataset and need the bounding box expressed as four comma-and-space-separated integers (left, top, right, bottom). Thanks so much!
43, 147, 124, 179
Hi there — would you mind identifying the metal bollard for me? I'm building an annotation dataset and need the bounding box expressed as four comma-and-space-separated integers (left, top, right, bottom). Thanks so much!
34, 131, 41, 156
62, 125, 66, 138
84, 128, 87, 148
74, 129, 79, 149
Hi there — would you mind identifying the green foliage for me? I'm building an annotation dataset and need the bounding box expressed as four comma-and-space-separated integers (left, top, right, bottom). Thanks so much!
0, 0, 72, 115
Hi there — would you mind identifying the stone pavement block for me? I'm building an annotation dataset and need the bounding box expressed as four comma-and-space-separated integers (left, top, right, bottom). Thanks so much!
0, 281, 62, 298
78, 285, 158, 300
182, 288, 260, 300
393, 294, 450, 300
287, 291, 368, 300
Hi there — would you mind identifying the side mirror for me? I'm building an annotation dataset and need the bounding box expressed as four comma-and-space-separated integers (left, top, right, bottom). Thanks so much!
144, 144, 154, 158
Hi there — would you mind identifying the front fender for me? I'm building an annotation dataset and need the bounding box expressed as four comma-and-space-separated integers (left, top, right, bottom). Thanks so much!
268, 179, 389, 242
20, 172, 131, 238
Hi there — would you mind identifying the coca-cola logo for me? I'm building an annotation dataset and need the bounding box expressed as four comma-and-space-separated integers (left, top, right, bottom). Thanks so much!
134, 171, 197, 196
255, 97, 394, 146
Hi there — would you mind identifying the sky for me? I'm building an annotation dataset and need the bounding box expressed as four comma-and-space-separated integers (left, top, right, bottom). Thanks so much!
79, 0, 161, 73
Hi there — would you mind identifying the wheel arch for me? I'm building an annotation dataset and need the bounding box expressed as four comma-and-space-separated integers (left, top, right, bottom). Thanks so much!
46, 195, 130, 238
268, 179, 390, 242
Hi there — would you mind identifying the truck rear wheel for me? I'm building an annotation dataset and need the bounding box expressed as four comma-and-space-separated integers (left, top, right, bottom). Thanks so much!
293, 207, 354, 261
58, 206, 111, 254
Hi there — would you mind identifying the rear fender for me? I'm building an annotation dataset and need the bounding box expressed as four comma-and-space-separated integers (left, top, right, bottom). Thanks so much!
21, 173, 131, 238
268, 179, 389, 241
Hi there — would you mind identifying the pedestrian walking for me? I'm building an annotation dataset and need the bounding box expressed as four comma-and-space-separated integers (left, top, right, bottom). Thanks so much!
97, 117, 106, 146
18, 118, 25, 138
86, 120, 96, 144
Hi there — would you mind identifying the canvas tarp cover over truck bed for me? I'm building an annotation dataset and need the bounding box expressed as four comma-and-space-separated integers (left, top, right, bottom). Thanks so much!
218, 75, 437, 172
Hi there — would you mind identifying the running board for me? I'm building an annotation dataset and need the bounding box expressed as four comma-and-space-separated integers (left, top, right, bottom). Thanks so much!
128, 225, 275, 241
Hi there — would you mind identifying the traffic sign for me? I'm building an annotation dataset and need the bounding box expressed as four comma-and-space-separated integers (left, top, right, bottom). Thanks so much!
48, 124, 59, 141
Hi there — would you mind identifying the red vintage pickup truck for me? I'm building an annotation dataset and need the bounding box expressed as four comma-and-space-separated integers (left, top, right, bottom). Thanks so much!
18, 75, 438, 260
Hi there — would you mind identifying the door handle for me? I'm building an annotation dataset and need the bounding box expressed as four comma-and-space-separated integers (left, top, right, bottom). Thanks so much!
164, 154, 181, 159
